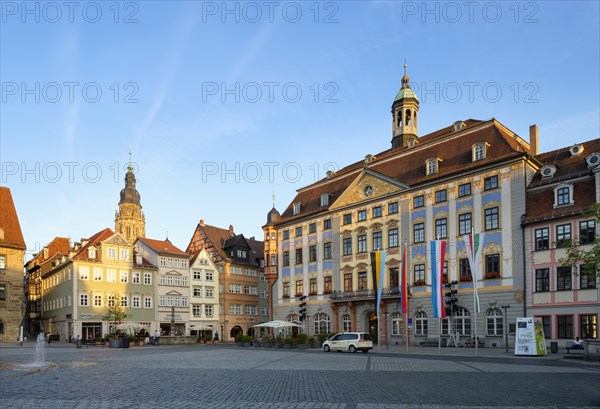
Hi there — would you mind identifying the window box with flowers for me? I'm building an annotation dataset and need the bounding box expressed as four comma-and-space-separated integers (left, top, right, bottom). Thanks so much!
485, 271, 500, 279
323, 289, 332, 294
295, 293, 304, 298
282, 294, 290, 299
460, 274, 473, 282
413, 279, 426, 286
308, 291, 317, 296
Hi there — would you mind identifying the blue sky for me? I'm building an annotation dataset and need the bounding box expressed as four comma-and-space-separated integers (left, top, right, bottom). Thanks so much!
1, 0, 599, 257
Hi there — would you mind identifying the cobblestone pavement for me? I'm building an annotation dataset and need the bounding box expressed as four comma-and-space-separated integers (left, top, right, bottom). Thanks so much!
1, 342, 598, 408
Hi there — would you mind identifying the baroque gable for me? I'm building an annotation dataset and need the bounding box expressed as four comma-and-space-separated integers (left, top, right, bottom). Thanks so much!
103, 233, 130, 247
330, 169, 409, 210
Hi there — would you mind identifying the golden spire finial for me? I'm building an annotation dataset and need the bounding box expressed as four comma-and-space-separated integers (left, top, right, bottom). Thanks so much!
128, 148, 133, 172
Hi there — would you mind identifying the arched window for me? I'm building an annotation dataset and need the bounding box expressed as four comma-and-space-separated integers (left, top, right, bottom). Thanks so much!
455, 307, 471, 335
313, 313, 330, 335
486, 308, 503, 336
415, 311, 428, 336
342, 314, 351, 332
0, 320, 4, 334
405, 109, 412, 126
286, 314, 299, 336
391, 312, 403, 335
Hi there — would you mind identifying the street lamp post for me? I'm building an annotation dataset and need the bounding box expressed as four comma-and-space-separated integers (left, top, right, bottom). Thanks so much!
501, 304, 511, 353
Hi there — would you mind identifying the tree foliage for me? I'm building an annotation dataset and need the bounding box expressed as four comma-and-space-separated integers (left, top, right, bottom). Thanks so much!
562, 202, 600, 281
102, 291, 128, 328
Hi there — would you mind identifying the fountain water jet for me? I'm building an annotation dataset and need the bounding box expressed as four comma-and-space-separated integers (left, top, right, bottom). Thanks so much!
34, 332, 46, 365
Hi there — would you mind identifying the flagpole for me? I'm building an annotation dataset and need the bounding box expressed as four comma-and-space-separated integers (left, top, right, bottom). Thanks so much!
438, 317, 441, 355
472, 228, 478, 357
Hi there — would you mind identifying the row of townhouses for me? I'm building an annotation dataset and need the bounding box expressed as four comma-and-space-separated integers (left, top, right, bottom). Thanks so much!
21, 163, 266, 343
262, 69, 599, 348
1, 70, 597, 348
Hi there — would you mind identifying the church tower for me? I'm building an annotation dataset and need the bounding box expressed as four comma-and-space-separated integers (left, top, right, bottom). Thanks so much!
391, 64, 420, 149
115, 156, 145, 243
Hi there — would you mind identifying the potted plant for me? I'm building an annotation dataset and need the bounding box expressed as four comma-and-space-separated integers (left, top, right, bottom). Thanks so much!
297, 333, 309, 349
274, 336, 283, 348
284, 336, 294, 349
263, 335, 273, 348
236, 333, 244, 346
485, 271, 500, 279
107, 333, 121, 349
282, 294, 290, 299
317, 333, 329, 347
413, 279, 426, 286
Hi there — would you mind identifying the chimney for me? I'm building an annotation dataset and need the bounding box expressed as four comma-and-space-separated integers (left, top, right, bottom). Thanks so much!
229, 225, 234, 235
199, 219, 205, 226
529, 125, 539, 155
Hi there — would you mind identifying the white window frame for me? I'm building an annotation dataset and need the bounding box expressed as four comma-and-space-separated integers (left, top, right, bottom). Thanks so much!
205, 304, 213, 317
293, 202, 301, 215
426, 158, 438, 175
554, 184, 574, 208
472, 142, 487, 161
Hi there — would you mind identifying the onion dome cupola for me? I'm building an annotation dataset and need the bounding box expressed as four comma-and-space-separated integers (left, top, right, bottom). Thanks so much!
391, 63, 420, 149
119, 162, 142, 206
115, 153, 146, 243
266, 206, 281, 226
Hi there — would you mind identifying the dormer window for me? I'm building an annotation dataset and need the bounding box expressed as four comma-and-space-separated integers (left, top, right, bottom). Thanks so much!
135, 253, 142, 265
554, 184, 574, 208
585, 153, 600, 168
472, 142, 488, 161
293, 202, 302, 215
88, 248, 96, 258
569, 144, 584, 157
453, 120, 466, 131
426, 158, 440, 175
320, 193, 330, 207
540, 165, 557, 179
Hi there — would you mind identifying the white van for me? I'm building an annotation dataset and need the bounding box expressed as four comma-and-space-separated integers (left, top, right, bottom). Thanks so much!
322, 332, 373, 353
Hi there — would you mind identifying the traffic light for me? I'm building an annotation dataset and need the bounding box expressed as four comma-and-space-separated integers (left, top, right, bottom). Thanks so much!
299, 295, 307, 321
444, 281, 458, 316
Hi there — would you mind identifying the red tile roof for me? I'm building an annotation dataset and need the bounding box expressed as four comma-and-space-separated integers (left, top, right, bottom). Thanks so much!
525, 138, 600, 224
137, 237, 188, 257
71, 228, 114, 261
186, 221, 235, 261
277, 119, 532, 225
0, 187, 26, 250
